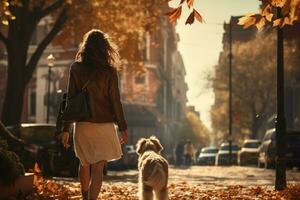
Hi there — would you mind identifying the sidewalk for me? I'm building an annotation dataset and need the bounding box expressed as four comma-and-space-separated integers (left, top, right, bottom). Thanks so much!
27, 166, 300, 199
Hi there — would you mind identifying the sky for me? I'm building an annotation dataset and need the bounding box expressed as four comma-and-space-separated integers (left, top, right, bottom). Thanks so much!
170, 0, 260, 130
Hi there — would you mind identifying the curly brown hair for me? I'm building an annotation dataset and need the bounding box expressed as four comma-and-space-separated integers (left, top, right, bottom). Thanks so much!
76, 29, 120, 68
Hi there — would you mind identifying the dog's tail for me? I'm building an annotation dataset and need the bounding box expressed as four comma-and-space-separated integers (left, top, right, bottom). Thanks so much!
143, 162, 167, 190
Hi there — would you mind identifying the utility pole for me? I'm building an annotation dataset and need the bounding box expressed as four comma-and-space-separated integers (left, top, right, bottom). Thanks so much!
228, 19, 233, 165
275, 7, 287, 191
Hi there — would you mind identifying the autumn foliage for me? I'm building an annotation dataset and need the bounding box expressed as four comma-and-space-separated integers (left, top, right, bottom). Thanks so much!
167, 0, 300, 28
26, 175, 300, 199
239, 0, 300, 29
180, 111, 211, 147
167, 0, 203, 25
210, 32, 299, 141
0, 0, 18, 25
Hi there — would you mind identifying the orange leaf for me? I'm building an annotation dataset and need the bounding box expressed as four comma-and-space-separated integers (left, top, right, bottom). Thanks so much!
185, 10, 195, 25
255, 17, 266, 29
166, 7, 182, 23
273, 18, 283, 27
261, 4, 274, 21
34, 162, 41, 174
187, 0, 194, 8
282, 16, 293, 26
282, 0, 292, 16
238, 15, 256, 28
194, 9, 204, 23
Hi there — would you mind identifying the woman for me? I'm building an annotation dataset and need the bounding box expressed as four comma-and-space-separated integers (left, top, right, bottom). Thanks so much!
60, 29, 128, 200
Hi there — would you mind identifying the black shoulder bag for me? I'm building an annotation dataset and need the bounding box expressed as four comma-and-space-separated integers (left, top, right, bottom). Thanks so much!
61, 73, 95, 123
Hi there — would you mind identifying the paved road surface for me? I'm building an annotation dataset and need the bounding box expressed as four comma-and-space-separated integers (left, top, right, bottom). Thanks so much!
104, 166, 300, 187
52, 166, 300, 199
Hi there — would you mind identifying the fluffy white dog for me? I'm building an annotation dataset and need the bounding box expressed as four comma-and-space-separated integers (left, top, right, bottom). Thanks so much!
136, 136, 169, 200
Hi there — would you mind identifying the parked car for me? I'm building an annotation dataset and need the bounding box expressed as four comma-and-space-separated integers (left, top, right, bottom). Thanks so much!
258, 129, 300, 169
197, 147, 218, 165
6, 123, 79, 177
126, 145, 138, 168
6, 123, 137, 176
106, 144, 137, 170
238, 139, 261, 166
215, 142, 239, 165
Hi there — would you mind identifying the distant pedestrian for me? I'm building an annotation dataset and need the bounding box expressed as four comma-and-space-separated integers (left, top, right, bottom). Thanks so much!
175, 140, 184, 166
184, 140, 195, 166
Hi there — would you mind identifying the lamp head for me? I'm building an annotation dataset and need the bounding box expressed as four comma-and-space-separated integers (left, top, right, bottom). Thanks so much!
47, 54, 55, 67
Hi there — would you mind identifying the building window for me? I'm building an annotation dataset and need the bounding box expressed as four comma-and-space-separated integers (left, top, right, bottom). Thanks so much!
29, 90, 36, 117
135, 74, 146, 84
144, 32, 151, 61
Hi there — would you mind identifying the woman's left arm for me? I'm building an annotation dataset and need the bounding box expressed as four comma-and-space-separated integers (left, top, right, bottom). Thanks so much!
109, 69, 127, 132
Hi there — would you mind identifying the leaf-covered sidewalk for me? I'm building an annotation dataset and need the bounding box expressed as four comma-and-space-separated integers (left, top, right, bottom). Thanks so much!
27, 176, 300, 200
24, 166, 300, 199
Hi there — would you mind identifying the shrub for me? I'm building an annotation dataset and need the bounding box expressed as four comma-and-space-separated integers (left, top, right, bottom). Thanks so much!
0, 125, 25, 186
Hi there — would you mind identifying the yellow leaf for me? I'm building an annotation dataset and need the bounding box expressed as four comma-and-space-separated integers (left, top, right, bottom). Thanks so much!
238, 15, 256, 28
282, 16, 293, 25
256, 17, 266, 29
271, 0, 285, 7
265, 13, 274, 22
2, 20, 8, 25
4, 10, 11, 16
273, 18, 283, 26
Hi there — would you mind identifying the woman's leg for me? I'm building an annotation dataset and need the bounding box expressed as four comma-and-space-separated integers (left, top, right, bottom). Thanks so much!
79, 163, 91, 200
89, 160, 106, 200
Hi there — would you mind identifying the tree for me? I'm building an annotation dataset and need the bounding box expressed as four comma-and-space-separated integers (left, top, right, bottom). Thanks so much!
0, 0, 17, 25
0, 0, 161, 126
179, 111, 211, 148
211, 32, 298, 142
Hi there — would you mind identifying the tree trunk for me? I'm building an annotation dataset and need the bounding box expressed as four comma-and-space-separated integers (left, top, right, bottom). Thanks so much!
275, 7, 287, 191
1, 11, 33, 126
1, 64, 27, 126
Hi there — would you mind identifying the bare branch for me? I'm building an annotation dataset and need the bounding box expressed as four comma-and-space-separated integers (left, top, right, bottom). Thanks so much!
37, 0, 65, 20
25, 7, 68, 82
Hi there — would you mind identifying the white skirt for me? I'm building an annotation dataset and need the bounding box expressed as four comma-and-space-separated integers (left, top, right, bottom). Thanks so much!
73, 122, 123, 166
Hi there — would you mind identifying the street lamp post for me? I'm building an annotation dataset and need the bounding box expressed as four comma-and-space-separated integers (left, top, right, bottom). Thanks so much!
275, 7, 287, 191
46, 54, 55, 123
228, 20, 233, 165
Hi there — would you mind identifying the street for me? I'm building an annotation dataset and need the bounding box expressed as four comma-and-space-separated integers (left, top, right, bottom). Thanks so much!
47, 166, 300, 199
101, 166, 300, 186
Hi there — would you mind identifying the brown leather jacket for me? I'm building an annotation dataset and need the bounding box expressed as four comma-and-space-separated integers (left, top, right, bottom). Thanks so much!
62, 62, 127, 132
